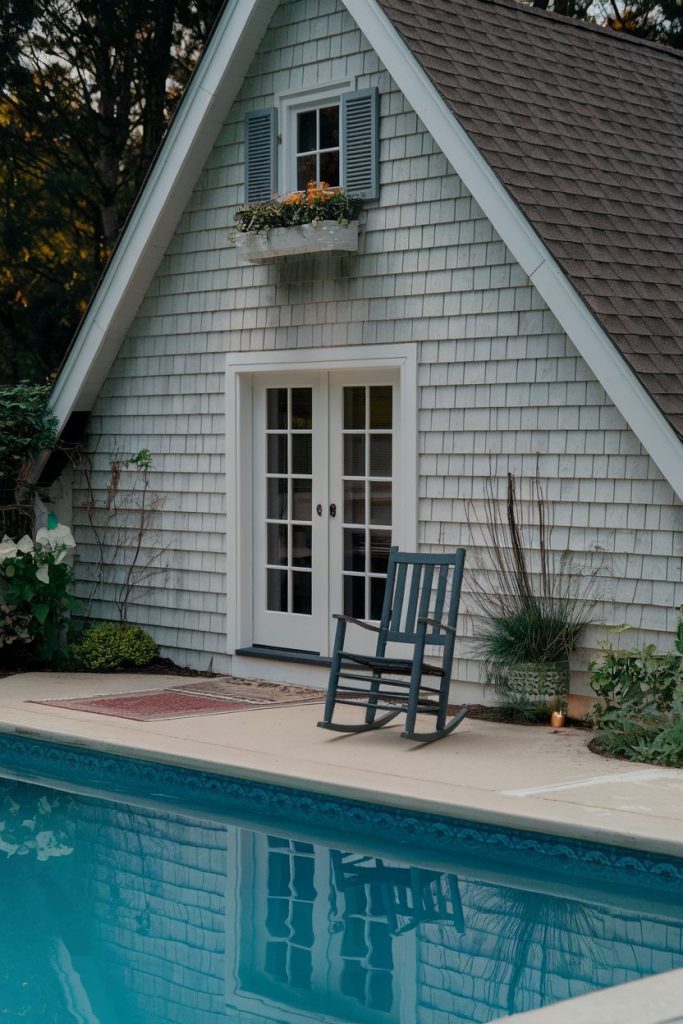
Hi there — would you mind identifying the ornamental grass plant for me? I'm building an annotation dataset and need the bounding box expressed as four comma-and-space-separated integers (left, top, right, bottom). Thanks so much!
234, 181, 363, 233
467, 472, 602, 702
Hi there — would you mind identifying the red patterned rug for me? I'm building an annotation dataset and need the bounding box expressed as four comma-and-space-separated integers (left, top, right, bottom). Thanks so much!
29, 677, 327, 721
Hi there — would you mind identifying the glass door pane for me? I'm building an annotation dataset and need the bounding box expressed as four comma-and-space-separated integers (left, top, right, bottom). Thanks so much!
341, 385, 393, 621
265, 387, 313, 616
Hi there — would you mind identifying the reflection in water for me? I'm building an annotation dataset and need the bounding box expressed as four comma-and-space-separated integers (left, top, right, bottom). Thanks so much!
0, 778, 682, 1023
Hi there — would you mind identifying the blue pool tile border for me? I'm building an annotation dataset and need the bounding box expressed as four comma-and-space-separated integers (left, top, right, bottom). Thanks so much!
1, 733, 682, 892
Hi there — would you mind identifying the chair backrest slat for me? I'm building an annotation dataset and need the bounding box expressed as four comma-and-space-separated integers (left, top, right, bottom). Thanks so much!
391, 561, 408, 632
433, 563, 449, 634
382, 548, 465, 646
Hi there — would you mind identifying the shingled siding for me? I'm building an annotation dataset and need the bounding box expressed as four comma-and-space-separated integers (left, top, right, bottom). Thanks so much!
69, 0, 683, 685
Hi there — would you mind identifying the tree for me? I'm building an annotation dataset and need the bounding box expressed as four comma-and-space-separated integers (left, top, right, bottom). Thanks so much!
527, 0, 683, 47
0, 1, 224, 386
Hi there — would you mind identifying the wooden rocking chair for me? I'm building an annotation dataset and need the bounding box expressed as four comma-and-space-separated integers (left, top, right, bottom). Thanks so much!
318, 548, 468, 742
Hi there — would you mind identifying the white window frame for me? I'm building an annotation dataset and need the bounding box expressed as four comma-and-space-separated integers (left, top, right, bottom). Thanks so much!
225, 342, 418, 659
279, 81, 351, 194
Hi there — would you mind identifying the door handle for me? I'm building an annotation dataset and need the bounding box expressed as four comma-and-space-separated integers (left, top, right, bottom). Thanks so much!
329, 504, 337, 518
316, 504, 323, 517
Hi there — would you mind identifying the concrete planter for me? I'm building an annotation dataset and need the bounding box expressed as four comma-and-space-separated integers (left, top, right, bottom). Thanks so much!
234, 221, 359, 263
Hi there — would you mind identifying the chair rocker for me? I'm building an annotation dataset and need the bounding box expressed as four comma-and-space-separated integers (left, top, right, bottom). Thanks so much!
318, 547, 468, 742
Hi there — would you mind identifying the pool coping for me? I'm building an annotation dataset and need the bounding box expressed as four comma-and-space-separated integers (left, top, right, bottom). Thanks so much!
0, 672, 682, 861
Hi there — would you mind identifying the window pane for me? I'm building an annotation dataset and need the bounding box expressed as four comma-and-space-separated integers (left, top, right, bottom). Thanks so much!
267, 478, 288, 520
297, 153, 316, 190
267, 389, 288, 429
344, 434, 365, 476
319, 149, 340, 187
267, 569, 288, 612
267, 523, 288, 566
291, 388, 312, 429
370, 386, 393, 429
292, 477, 312, 521
343, 386, 365, 429
370, 530, 391, 574
267, 434, 287, 474
292, 572, 312, 615
344, 575, 365, 618
291, 434, 312, 475
344, 528, 366, 572
370, 577, 387, 621
265, 941, 287, 981
291, 524, 312, 567
291, 899, 314, 948
319, 105, 339, 149
369, 434, 392, 477
297, 109, 317, 153
343, 480, 365, 524
370, 481, 391, 526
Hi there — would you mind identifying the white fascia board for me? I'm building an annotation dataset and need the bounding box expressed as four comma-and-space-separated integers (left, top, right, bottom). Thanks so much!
344, 0, 683, 501
50, 0, 278, 429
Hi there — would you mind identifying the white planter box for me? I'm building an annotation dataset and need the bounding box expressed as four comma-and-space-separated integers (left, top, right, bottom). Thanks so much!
234, 221, 359, 263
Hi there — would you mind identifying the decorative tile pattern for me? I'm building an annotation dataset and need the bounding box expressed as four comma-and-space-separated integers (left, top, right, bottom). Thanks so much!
1, 734, 681, 893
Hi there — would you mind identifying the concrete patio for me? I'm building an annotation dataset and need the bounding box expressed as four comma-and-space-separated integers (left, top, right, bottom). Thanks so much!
0, 670, 682, 858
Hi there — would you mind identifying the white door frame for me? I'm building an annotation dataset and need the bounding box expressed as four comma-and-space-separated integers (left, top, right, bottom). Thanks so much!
225, 342, 418, 657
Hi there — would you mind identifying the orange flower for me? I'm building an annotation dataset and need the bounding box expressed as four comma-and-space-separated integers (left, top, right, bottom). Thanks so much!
281, 190, 303, 205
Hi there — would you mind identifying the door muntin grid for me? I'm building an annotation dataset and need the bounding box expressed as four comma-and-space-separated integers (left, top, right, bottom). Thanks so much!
342, 385, 393, 621
265, 387, 313, 616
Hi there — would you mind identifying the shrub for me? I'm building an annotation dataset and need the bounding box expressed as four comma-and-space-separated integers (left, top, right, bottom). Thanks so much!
234, 181, 363, 234
468, 472, 601, 700
70, 622, 157, 670
589, 613, 683, 767
0, 526, 77, 665
0, 382, 58, 485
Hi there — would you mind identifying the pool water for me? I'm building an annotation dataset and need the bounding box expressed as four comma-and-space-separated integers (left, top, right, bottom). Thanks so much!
1, 755, 683, 1023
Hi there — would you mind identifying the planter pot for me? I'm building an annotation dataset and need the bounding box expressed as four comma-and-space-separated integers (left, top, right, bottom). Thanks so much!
502, 660, 570, 706
234, 221, 359, 263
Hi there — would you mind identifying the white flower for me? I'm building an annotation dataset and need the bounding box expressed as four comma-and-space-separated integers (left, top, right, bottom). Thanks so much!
16, 535, 34, 555
35, 523, 76, 552
0, 538, 17, 563
36, 564, 50, 585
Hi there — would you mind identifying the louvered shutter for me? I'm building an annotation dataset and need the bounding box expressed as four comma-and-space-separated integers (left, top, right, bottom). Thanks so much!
244, 107, 278, 203
342, 88, 379, 201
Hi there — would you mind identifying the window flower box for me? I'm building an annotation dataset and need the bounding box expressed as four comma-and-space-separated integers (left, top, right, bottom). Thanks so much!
233, 182, 362, 263
234, 220, 359, 263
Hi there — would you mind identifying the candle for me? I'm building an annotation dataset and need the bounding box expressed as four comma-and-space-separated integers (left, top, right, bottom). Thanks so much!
550, 710, 565, 728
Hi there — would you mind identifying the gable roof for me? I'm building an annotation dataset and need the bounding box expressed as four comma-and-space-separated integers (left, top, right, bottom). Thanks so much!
378, 0, 683, 436
49, 0, 683, 500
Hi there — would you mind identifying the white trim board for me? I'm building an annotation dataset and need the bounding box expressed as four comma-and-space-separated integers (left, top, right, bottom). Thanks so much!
224, 342, 418, 657
49, 0, 683, 502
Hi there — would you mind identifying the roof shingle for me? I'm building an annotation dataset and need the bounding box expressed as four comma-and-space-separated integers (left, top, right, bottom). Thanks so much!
378, 0, 683, 435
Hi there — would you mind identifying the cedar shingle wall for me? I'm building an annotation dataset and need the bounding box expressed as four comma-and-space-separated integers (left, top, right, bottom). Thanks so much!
68, 0, 683, 688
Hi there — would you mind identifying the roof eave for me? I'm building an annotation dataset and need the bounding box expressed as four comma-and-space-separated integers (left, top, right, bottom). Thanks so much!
346, 0, 683, 501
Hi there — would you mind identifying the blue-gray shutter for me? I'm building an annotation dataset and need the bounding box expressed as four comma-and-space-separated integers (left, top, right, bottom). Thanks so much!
244, 107, 278, 203
342, 88, 379, 201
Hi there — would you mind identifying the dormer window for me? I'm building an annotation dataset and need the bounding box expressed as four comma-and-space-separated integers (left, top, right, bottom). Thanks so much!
296, 104, 340, 190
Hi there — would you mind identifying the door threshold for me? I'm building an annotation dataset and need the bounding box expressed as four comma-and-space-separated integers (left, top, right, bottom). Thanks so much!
235, 645, 333, 668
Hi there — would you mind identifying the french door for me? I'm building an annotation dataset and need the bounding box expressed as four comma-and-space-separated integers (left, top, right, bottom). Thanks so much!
252, 370, 397, 655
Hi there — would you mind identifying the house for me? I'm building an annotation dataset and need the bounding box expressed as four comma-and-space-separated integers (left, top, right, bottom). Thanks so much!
46, 0, 683, 698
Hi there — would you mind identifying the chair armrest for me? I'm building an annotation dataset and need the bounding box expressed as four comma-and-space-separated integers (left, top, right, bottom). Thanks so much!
333, 613, 381, 634
418, 615, 457, 635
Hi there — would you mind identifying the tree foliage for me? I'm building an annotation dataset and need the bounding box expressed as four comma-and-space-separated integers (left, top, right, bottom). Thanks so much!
527, 0, 683, 48
0, 1, 223, 386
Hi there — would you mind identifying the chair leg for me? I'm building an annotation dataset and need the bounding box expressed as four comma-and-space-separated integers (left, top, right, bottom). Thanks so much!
365, 670, 383, 724
403, 633, 426, 739
320, 617, 347, 726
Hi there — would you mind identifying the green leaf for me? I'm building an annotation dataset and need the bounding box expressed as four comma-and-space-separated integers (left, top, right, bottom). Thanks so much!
32, 603, 50, 624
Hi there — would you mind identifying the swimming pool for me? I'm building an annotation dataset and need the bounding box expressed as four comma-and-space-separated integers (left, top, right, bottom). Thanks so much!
1, 736, 682, 1023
